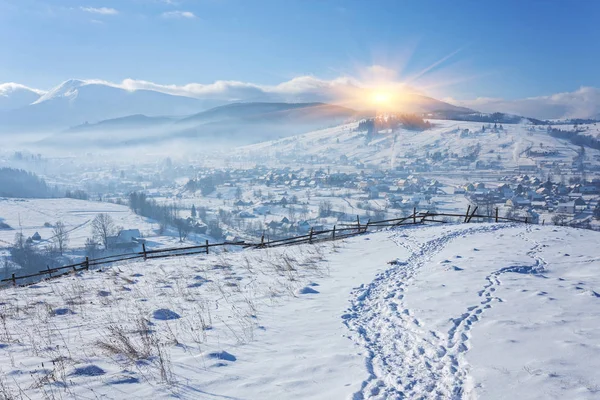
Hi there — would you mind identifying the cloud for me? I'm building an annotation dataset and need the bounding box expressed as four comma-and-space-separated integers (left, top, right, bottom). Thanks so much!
0, 83, 46, 96
80, 7, 119, 15
446, 87, 600, 120
161, 10, 196, 19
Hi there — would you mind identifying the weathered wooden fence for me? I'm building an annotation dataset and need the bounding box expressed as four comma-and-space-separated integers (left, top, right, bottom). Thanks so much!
1, 207, 529, 287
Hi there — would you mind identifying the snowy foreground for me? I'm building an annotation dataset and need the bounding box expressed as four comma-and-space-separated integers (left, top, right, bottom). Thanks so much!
0, 224, 599, 399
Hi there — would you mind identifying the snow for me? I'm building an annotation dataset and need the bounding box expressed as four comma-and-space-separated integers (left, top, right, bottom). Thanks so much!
0, 223, 599, 399
0, 198, 157, 249
235, 120, 600, 172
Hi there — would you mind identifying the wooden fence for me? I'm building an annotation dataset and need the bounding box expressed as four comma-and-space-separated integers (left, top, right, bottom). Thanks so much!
1, 207, 530, 287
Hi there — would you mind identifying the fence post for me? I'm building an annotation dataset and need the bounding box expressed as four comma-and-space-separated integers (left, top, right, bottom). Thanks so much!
85, 257, 90, 270
365, 219, 370, 232
142, 243, 147, 260
205, 239, 209, 254
495, 207, 499, 223
413, 207, 417, 224
72, 264, 77, 272
11, 273, 15, 286
356, 215, 361, 232
309, 227, 314, 244
332, 225, 336, 240
261, 234, 265, 247
47, 265, 52, 278
467, 206, 478, 223
542, 219, 545, 226
464, 205, 471, 223
525, 217, 528, 224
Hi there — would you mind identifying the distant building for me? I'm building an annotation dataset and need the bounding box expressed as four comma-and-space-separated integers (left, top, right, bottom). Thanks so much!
31, 232, 42, 241
556, 202, 575, 214
107, 229, 144, 249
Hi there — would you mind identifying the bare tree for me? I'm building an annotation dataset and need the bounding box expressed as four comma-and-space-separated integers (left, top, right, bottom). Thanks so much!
288, 206, 296, 223
175, 219, 191, 242
85, 238, 99, 258
92, 213, 116, 249
318, 200, 333, 217
300, 204, 309, 221
52, 221, 69, 255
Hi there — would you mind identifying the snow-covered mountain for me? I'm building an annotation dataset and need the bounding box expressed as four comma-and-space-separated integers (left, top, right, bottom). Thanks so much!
0, 79, 208, 132
0, 78, 478, 134
0, 83, 44, 111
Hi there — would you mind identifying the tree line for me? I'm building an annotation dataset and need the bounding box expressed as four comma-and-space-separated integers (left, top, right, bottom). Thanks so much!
0, 168, 57, 198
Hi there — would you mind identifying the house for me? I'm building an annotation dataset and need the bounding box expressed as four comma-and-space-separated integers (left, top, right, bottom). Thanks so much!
368, 187, 380, 199
525, 209, 540, 224
581, 185, 599, 194
234, 199, 253, 207
31, 232, 42, 241
556, 202, 575, 214
574, 197, 587, 211
297, 220, 311, 233
253, 205, 271, 215
107, 229, 144, 249
267, 220, 282, 230
225, 235, 243, 243
506, 196, 531, 208
193, 222, 208, 234
238, 211, 256, 218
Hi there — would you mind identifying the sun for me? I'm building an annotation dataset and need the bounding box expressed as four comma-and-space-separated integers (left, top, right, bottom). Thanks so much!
372, 91, 392, 105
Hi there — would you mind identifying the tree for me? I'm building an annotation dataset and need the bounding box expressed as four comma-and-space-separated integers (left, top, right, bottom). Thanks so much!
318, 200, 333, 217
92, 213, 116, 249
552, 214, 568, 226
191, 204, 197, 218
85, 238, 99, 258
52, 221, 69, 255
235, 186, 243, 200
175, 219, 191, 242
208, 220, 224, 239
300, 204, 309, 220
288, 206, 297, 223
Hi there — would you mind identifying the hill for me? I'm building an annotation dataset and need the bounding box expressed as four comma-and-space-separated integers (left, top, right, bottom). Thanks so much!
0, 80, 206, 132
236, 118, 599, 170
0, 224, 597, 399
41, 102, 368, 149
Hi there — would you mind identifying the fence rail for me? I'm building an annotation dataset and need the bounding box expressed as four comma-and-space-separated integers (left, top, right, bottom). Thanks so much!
1, 207, 530, 287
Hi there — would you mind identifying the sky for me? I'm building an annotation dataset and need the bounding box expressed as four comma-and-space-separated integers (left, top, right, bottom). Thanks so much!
1, 0, 600, 116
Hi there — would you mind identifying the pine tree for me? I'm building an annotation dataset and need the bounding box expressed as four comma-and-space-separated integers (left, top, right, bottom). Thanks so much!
191, 204, 197, 218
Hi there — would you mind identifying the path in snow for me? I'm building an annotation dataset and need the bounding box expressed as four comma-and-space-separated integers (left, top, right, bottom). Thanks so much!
343, 224, 531, 399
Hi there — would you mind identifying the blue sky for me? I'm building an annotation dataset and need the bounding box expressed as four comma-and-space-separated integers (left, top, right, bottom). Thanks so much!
1, 0, 599, 101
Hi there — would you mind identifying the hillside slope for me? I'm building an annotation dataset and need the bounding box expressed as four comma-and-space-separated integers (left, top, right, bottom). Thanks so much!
236, 119, 600, 170
0, 224, 598, 399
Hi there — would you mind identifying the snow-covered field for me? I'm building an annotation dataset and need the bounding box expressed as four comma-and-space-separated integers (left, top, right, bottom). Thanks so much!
0, 223, 598, 399
0, 198, 157, 249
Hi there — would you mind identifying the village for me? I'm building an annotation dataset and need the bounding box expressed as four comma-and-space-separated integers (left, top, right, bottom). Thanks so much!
2, 118, 600, 284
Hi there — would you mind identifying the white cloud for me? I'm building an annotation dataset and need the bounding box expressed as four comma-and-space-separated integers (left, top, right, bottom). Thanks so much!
446, 87, 600, 120
0, 83, 46, 96
80, 7, 119, 15
161, 10, 196, 19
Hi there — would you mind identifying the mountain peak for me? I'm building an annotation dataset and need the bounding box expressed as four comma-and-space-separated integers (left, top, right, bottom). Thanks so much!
33, 79, 89, 104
